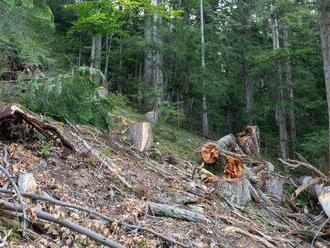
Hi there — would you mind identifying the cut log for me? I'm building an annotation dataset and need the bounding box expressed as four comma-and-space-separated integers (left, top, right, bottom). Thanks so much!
128, 122, 153, 152
0, 104, 75, 151
217, 134, 243, 153
215, 178, 251, 205
236, 126, 261, 157
201, 143, 219, 164
146, 111, 159, 124
148, 202, 207, 223
224, 156, 244, 179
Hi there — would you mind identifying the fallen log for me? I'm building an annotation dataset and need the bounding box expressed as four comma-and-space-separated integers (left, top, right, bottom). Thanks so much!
201, 128, 258, 165
0, 104, 75, 151
129, 122, 153, 152
148, 202, 207, 223
0, 200, 125, 248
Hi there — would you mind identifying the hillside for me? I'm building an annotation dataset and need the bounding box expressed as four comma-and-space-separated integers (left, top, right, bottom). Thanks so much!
0, 104, 328, 248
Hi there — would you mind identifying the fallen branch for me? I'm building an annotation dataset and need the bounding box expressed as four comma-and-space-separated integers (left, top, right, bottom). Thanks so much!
0, 165, 27, 236
222, 226, 275, 248
0, 189, 190, 247
278, 159, 327, 179
291, 177, 326, 201
0, 200, 125, 248
70, 131, 133, 189
148, 202, 207, 223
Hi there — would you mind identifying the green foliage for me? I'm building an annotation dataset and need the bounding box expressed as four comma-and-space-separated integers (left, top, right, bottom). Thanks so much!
37, 141, 53, 158
22, 66, 130, 129
0, 0, 54, 65
299, 129, 328, 166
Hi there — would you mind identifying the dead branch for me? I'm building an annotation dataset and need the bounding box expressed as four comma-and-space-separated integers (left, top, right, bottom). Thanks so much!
278, 159, 327, 179
0, 200, 125, 248
70, 131, 133, 189
0, 165, 27, 236
0, 189, 190, 247
222, 226, 276, 248
291, 177, 326, 201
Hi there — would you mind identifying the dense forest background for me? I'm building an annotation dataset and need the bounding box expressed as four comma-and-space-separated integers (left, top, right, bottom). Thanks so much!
0, 0, 328, 167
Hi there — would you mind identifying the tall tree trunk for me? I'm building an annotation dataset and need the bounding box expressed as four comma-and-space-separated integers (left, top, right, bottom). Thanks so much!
241, 60, 252, 122
90, 35, 96, 68
103, 34, 110, 84
282, 25, 296, 153
271, 5, 288, 159
200, 0, 208, 137
95, 33, 102, 71
319, 0, 330, 169
144, 0, 164, 107
90, 33, 102, 71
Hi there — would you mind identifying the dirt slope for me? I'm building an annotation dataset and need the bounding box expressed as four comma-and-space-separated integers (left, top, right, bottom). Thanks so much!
0, 117, 328, 248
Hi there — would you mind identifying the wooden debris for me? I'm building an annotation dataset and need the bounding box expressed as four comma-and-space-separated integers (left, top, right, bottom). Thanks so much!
0, 104, 75, 151
0, 200, 125, 248
129, 122, 153, 152
236, 125, 261, 157
222, 226, 276, 248
148, 202, 207, 223
224, 156, 244, 179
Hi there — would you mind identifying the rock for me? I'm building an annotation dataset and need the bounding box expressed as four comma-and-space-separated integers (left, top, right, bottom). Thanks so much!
36, 160, 48, 170
18, 172, 38, 193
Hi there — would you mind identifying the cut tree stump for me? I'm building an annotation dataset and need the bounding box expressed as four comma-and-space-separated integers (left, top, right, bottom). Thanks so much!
215, 178, 251, 205
146, 111, 159, 124
264, 176, 284, 200
236, 126, 261, 157
129, 122, 153, 152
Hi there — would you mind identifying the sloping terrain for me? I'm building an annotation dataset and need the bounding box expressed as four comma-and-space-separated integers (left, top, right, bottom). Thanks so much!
0, 107, 328, 248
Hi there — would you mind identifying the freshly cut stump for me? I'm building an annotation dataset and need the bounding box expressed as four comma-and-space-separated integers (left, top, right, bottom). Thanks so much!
129, 122, 153, 152
216, 178, 251, 205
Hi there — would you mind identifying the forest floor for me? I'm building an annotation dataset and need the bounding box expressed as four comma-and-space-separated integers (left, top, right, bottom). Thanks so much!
0, 109, 329, 248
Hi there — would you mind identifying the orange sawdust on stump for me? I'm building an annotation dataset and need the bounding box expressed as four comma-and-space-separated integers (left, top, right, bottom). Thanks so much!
224, 156, 244, 178
201, 143, 219, 164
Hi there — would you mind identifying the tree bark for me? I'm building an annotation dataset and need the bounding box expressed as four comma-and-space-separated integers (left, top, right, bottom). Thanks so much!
319, 0, 330, 169
271, 5, 288, 159
144, 0, 164, 106
200, 0, 209, 137
282, 25, 296, 153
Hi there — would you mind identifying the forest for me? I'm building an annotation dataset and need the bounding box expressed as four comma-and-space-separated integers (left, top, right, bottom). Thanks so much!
1, 0, 330, 247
